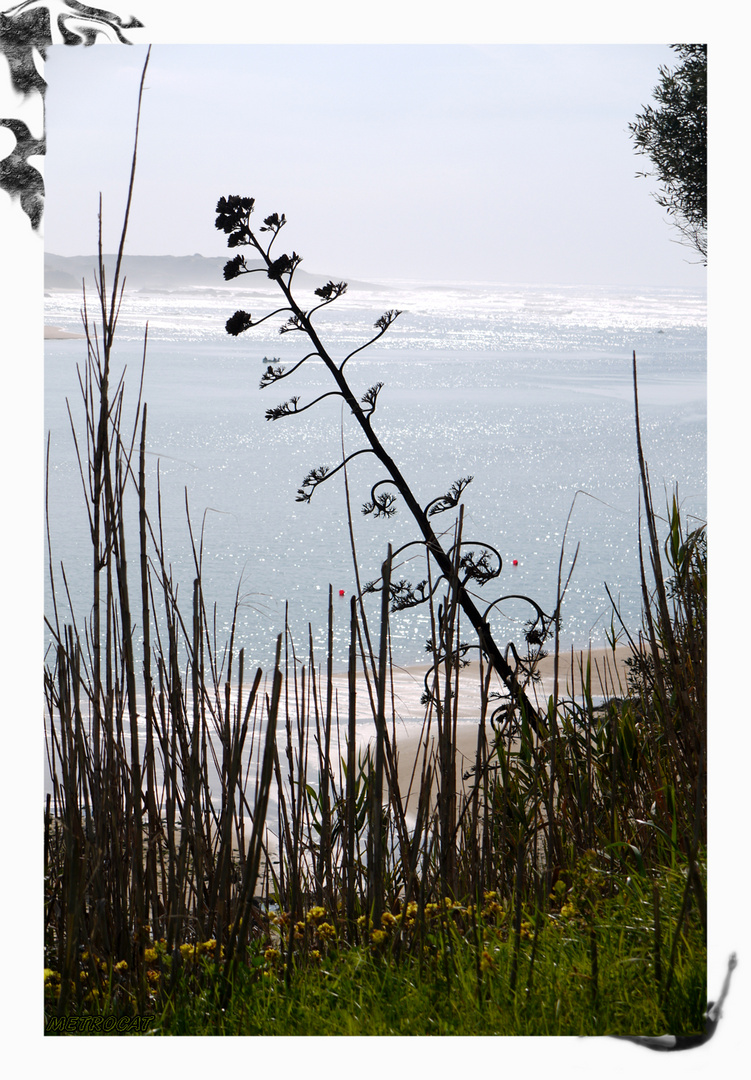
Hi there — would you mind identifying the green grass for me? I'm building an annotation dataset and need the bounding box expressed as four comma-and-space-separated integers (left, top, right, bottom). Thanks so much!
45, 860, 706, 1037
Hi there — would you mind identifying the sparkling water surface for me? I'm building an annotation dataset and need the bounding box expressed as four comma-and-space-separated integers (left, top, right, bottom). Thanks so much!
45, 279, 706, 674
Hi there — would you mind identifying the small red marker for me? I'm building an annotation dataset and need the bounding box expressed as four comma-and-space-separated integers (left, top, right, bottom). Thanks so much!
512, 559, 518, 566
339, 589, 345, 596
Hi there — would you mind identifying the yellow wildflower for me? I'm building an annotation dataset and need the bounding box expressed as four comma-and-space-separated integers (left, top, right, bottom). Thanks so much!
482, 899, 504, 920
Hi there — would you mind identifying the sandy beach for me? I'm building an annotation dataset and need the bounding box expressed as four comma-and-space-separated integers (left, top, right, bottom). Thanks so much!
45, 325, 85, 339
329, 645, 634, 813
330, 645, 632, 724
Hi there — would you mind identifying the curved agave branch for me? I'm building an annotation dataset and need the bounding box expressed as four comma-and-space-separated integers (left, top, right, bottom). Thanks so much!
362, 478, 399, 519
222, 253, 264, 280
360, 382, 384, 422
225, 308, 292, 336
279, 312, 308, 334
295, 448, 375, 504
447, 541, 503, 587
388, 577, 432, 612
309, 281, 349, 318
420, 641, 477, 708
265, 390, 344, 422
489, 700, 524, 738
340, 310, 402, 372
424, 476, 474, 517
259, 211, 287, 254
416, 635, 540, 736
271, 252, 303, 282
221, 245, 302, 286
483, 593, 554, 642
259, 352, 323, 388
360, 537, 446, 610
363, 539, 503, 613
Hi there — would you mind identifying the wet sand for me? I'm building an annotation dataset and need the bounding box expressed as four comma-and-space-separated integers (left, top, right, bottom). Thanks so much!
330, 645, 634, 815
45, 325, 85, 339
330, 645, 632, 724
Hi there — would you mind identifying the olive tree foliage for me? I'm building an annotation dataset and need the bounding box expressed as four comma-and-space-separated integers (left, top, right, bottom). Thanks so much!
215, 196, 552, 733
629, 44, 707, 262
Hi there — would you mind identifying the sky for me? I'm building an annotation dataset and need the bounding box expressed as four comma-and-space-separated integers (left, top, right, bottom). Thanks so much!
43, 42, 708, 288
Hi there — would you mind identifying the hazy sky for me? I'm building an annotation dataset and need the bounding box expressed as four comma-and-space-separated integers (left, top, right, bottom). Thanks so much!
43, 42, 707, 287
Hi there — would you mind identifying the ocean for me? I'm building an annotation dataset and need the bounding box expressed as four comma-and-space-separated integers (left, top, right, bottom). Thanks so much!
44, 277, 706, 675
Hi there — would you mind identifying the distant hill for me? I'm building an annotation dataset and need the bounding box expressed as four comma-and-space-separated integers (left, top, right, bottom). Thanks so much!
44, 253, 382, 294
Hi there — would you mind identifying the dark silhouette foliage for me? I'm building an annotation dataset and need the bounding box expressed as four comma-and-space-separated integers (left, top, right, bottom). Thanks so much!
630, 44, 707, 261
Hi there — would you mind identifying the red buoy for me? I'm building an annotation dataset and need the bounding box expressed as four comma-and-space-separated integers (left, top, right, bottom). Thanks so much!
339, 589, 345, 596
512, 559, 518, 566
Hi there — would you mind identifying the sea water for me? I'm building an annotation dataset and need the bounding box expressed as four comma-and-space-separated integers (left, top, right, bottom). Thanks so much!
44, 278, 706, 675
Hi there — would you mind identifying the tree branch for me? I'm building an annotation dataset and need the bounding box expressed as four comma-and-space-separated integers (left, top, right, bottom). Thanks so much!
265, 390, 344, 421
295, 448, 376, 504
215, 195, 546, 732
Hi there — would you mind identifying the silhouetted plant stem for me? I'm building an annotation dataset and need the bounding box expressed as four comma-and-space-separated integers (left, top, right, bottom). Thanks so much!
369, 546, 392, 927
652, 882, 663, 988
215, 198, 545, 734
509, 839, 525, 994
590, 926, 599, 1010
